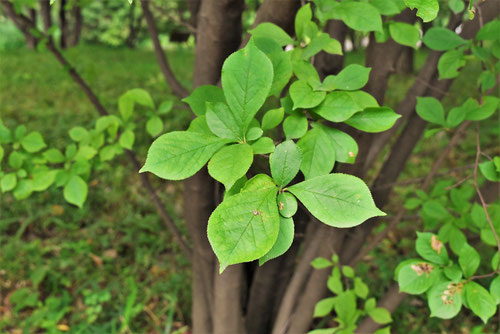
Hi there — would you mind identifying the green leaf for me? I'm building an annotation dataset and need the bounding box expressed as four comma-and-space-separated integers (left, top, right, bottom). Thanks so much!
1, 173, 17, 192
288, 174, 385, 228
415, 232, 449, 265
69, 126, 89, 142
327, 267, 343, 293
157, 100, 174, 115
371, 0, 404, 15
0, 145, 3, 164
251, 137, 275, 154
397, 261, 439, 294
262, 108, 284, 131
277, 192, 298, 218
490, 276, 500, 304
206, 102, 243, 140
423, 27, 467, 51
246, 127, 263, 141
313, 91, 361, 122
13, 179, 33, 200
21, 131, 46, 153
292, 60, 321, 88
365, 298, 376, 312
443, 264, 462, 282
290, 80, 326, 110
74, 145, 97, 161
270, 140, 302, 188
311, 257, 333, 269
259, 216, 294, 265
208, 143, 253, 190
428, 282, 462, 319
295, 4, 313, 42
325, 64, 371, 91
438, 49, 466, 79
182, 85, 225, 116
297, 127, 336, 179
331, 2, 382, 32
345, 107, 401, 133
141, 131, 229, 180
222, 41, 274, 134
317, 124, 358, 164
404, 0, 439, 22
187, 116, 213, 135
32, 169, 56, 191
146, 116, 163, 137
118, 88, 155, 120
302, 33, 342, 59
464, 96, 498, 121
313, 297, 336, 317
207, 174, 280, 272
389, 22, 420, 48
283, 113, 308, 139
354, 277, 369, 299
416, 97, 445, 125
342, 265, 355, 278
254, 37, 293, 97
479, 160, 500, 182
250, 22, 294, 46
334, 290, 358, 325
476, 20, 500, 40
448, 0, 464, 14
459, 243, 480, 278
63, 174, 87, 208
446, 105, 466, 128
43, 148, 66, 163
119, 130, 135, 150
0, 119, 12, 144
368, 307, 392, 324
8, 151, 24, 170
465, 281, 497, 323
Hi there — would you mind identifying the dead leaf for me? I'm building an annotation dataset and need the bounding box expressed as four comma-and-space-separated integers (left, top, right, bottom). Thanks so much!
57, 324, 70, 331
89, 253, 103, 268
103, 249, 118, 259
431, 235, 443, 254
51, 205, 64, 216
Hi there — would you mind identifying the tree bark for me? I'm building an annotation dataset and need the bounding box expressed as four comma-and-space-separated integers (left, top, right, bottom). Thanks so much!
67, 5, 82, 47
315, 20, 348, 78
40, 0, 52, 33
59, 0, 68, 48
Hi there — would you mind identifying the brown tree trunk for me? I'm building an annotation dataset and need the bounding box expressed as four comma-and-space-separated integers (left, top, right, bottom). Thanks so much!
67, 5, 82, 47
40, 0, 52, 33
59, 0, 68, 48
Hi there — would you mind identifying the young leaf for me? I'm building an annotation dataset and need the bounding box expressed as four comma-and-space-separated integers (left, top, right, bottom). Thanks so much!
270, 140, 302, 188
262, 108, 284, 131
368, 307, 392, 325
251, 137, 275, 154
313, 297, 336, 318
297, 127, 336, 179
458, 243, 480, 278
182, 85, 225, 116
206, 102, 244, 140
345, 107, 401, 133
354, 277, 369, 299
119, 130, 135, 150
422, 27, 467, 51
292, 60, 321, 89
146, 116, 163, 137
283, 113, 308, 139
313, 91, 361, 122
389, 22, 420, 48
277, 192, 298, 218
259, 216, 294, 265
302, 33, 342, 59
118, 88, 155, 120
311, 257, 333, 269
250, 22, 294, 46
415, 232, 449, 265
416, 97, 445, 125
331, 2, 382, 32
43, 148, 66, 163
63, 174, 88, 208
295, 3, 313, 42
404, 0, 439, 22
207, 174, 280, 272
290, 80, 326, 110
21, 131, 46, 153
1, 173, 17, 192
330, 64, 371, 91
208, 143, 254, 190
140, 131, 229, 180
288, 174, 385, 228
397, 261, 439, 294
221, 41, 274, 134
464, 281, 497, 324
428, 282, 462, 319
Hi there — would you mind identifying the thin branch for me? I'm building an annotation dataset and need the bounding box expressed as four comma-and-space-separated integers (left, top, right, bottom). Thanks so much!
1, 1, 192, 260
140, 0, 190, 99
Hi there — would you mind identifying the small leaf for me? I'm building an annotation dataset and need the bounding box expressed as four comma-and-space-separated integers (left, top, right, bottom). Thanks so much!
316, 124, 358, 164
63, 174, 87, 208
283, 113, 308, 139
368, 307, 392, 325
270, 140, 302, 188
31, 169, 57, 192
69, 127, 89, 142
288, 174, 385, 228
464, 281, 497, 324
157, 100, 174, 115
490, 276, 500, 304
295, 3, 313, 42
313, 91, 361, 122
311, 257, 332, 269
290, 80, 326, 110
438, 49, 466, 79
404, 0, 439, 22
43, 148, 66, 163
313, 297, 336, 318
246, 127, 263, 141
345, 107, 401, 133
354, 277, 369, 299
416, 97, 445, 125
259, 216, 294, 265
207, 174, 280, 271
415, 232, 449, 265
479, 160, 500, 182
146, 117, 163, 137
423, 27, 467, 51
476, 20, 500, 40
330, 64, 371, 91
428, 282, 462, 319
141, 131, 229, 180
13, 179, 33, 200
262, 108, 284, 131
21, 131, 46, 153
389, 22, 420, 48
208, 143, 253, 190
277, 192, 298, 218
1, 173, 17, 192
251, 137, 275, 154
119, 130, 135, 150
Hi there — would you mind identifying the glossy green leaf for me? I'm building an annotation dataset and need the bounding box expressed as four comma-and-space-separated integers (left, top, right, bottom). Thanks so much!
416, 97, 445, 125
207, 174, 280, 272
428, 282, 462, 319
206, 102, 243, 140
465, 281, 497, 323
324, 64, 371, 91
208, 143, 253, 190
182, 85, 225, 116
277, 192, 298, 218
21, 131, 46, 153
404, 0, 439, 22
297, 127, 336, 179
423, 27, 466, 51
259, 216, 294, 265
262, 108, 284, 131
345, 107, 401, 133
251, 137, 275, 154
313, 91, 361, 122
250, 22, 294, 46
270, 140, 302, 188
389, 22, 420, 48
288, 174, 385, 228
140, 131, 229, 180
63, 174, 87, 208
221, 41, 273, 134
290, 80, 326, 110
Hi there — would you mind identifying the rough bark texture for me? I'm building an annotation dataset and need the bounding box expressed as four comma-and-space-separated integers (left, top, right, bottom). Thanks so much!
59, 0, 68, 48
252, 0, 301, 35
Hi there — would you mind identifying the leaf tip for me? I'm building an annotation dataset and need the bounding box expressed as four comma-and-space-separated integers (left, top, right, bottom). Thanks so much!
219, 263, 228, 274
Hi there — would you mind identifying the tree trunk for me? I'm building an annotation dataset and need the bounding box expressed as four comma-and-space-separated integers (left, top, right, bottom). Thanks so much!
40, 0, 52, 33
59, 0, 68, 48
67, 5, 82, 47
